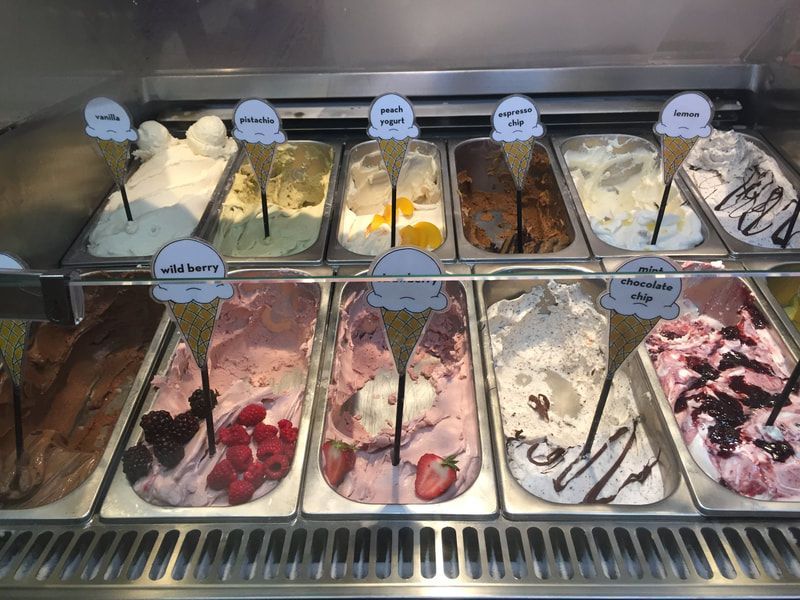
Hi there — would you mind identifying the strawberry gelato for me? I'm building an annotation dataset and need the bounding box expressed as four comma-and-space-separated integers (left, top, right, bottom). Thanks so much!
322, 282, 481, 503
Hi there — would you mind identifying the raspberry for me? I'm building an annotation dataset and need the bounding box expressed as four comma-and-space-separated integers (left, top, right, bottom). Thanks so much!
152, 435, 184, 469
226, 444, 253, 472
243, 461, 267, 487
253, 423, 278, 443
172, 411, 200, 445
189, 388, 218, 419
228, 480, 255, 505
122, 443, 152, 484
256, 437, 283, 460
263, 454, 290, 480
206, 459, 237, 490
219, 424, 250, 446
281, 426, 299, 444
237, 403, 267, 427
140, 410, 174, 444
281, 439, 297, 459
277, 418, 293, 432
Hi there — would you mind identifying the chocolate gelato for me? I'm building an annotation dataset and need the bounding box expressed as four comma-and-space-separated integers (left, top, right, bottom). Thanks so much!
456, 142, 573, 254
0, 283, 163, 508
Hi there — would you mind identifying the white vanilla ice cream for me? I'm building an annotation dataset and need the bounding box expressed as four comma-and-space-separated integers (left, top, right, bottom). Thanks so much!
87, 116, 237, 257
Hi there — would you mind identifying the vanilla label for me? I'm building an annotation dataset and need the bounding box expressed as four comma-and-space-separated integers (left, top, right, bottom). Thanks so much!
84, 97, 137, 142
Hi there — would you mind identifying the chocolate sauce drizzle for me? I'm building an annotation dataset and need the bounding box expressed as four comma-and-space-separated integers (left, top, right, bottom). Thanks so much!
525, 420, 661, 504
528, 393, 550, 423
701, 163, 800, 247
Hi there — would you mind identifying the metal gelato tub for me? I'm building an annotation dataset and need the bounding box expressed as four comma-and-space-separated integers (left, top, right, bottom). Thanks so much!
100, 267, 331, 522
449, 137, 591, 262
204, 140, 342, 267
552, 131, 727, 259
0, 270, 171, 522
61, 138, 240, 269
677, 130, 800, 256
302, 265, 497, 518
627, 261, 800, 516
475, 263, 695, 519
327, 139, 457, 264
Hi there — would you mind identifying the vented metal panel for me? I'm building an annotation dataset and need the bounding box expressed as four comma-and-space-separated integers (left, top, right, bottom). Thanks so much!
1, 518, 800, 598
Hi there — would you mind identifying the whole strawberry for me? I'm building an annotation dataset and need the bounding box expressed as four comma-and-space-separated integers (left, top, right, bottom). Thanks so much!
219, 424, 250, 447
237, 404, 267, 427
253, 423, 278, 443
256, 437, 282, 460
321, 439, 356, 487
414, 454, 459, 500
207, 459, 237, 491
226, 444, 253, 472
228, 480, 255, 505
263, 454, 290, 480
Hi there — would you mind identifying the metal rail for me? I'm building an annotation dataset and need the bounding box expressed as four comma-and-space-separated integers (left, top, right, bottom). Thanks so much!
1, 516, 800, 598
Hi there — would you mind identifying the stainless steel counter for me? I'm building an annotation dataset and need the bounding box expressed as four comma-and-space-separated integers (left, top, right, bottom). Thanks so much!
1, 516, 800, 599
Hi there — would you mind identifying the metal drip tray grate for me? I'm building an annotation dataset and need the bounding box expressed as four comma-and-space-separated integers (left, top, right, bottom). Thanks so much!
2, 519, 800, 597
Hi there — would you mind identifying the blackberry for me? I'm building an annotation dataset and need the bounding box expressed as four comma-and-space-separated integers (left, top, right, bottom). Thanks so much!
188, 388, 218, 418
140, 410, 175, 444
173, 411, 200, 444
152, 434, 185, 469
122, 443, 152, 484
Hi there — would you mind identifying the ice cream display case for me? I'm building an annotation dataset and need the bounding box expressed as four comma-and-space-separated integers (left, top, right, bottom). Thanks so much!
4, 1, 800, 599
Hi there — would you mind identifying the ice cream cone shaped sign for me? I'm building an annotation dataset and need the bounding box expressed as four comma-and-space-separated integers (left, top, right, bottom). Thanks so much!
232, 99, 287, 238
368, 93, 420, 247
582, 257, 682, 456
84, 97, 138, 222
151, 238, 233, 455
491, 95, 545, 189
654, 92, 713, 184
366, 247, 449, 465
491, 95, 545, 253
650, 92, 714, 244
0, 254, 32, 462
